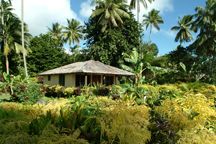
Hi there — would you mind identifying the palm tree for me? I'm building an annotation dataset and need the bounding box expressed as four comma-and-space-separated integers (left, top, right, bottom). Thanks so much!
129, 0, 153, 22
63, 19, 83, 46
171, 15, 193, 45
143, 9, 163, 40
91, 0, 130, 32
0, 0, 31, 74
0, 0, 14, 74
48, 22, 63, 47
191, 0, 216, 56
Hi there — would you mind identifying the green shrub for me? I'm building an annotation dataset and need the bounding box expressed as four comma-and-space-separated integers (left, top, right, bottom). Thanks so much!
0, 73, 43, 103
93, 86, 110, 96
13, 82, 43, 104
0, 108, 25, 120
44, 85, 111, 97
29, 111, 52, 135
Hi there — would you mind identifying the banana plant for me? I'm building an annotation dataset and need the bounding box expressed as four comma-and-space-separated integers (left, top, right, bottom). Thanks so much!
121, 48, 146, 85
0, 72, 14, 95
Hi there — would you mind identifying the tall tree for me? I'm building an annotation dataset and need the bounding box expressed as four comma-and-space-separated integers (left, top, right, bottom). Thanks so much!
27, 34, 71, 75
91, 0, 130, 32
0, 0, 13, 74
129, 0, 153, 22
85, 11, 142, 66
0, 0, 31, 75
190, 0, 216, 57
63, 19, 83, 46
21, 0, 28, 77
143, 9, 163, 40
48, 22, 64, 47
188, 0, 216, 83
171, 15, 193, 45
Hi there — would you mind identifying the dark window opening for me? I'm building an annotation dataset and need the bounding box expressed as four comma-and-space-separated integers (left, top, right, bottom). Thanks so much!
76, 74, 85, 87
104, 76, 114, 86
59, 74, 65, 86
92, 75, 101, 85
48, 75, 51, 81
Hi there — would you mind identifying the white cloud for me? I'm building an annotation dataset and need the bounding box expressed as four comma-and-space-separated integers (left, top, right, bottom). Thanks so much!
127, 0, 174, 21
11, 0, 79, 36
80, 0, 94, 18
162, 29, 175, 38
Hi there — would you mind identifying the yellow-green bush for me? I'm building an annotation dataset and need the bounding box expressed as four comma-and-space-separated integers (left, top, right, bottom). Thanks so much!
1, 82, 216, 143
155, 94, 216, 143
177, 126, 216, 144
100, 103, 151, 144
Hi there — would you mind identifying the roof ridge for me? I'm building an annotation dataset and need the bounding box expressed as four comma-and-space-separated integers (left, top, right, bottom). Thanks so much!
79, 60, 94, 72
39, 60, 134, 76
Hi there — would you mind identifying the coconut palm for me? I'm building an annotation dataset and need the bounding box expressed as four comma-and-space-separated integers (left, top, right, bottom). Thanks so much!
91, 0, 130, 32
171, 15, 193, 44
143, 9, 163, 40
129, 0, 153, 22
0, 0, 31, 74
0, 0, 14, 74
63, 19, 83, 46
48, 22, 64, 47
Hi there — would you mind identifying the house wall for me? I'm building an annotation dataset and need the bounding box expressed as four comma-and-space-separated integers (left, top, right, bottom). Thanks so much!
65, 74, 75, 87
43, 74, 75, 87
43, 75, 59, 86
42, 74, 120, 87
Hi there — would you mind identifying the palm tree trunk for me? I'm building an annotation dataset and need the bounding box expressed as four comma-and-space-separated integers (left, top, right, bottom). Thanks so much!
137, 1, 142, 58
5, 55, 9, 74
137, 0, 140, 22
149, 25, 152, 42
1, 3, 5, 73
21, 0, 28, 77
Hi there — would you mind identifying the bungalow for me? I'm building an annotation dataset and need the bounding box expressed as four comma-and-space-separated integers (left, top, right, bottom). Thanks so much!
39, 60, 134, 87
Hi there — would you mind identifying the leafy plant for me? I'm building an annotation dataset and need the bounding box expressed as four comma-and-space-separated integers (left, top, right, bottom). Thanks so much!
0, 72, 14, 95
29, 111, 52, 135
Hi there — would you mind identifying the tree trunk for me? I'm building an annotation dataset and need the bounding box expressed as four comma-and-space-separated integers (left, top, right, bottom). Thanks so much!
21, 0, 28, 77
137, 0, 140, 22
1, 42, 5, 73
137, 1, 142, 59
5, 55, 9, 74
149, 25, 152, 42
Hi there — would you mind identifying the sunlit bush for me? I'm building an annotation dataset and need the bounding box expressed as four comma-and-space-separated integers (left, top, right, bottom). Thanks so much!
100, 103, 151, 144
155, 94, 216, 143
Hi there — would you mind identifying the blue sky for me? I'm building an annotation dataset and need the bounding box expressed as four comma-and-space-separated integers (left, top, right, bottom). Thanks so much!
12, 0, 206, 55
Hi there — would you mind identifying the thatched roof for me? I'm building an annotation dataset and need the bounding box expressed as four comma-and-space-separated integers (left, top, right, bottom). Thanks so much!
39, 60, 134, 76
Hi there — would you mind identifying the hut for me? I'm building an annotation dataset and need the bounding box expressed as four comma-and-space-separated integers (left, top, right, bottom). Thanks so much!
39, 60, 134, 87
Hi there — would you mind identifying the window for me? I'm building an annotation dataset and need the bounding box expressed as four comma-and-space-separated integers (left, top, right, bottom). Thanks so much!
104, 76, 114, 85
75, 74, 85, 87
48, 75, 51, 81
59, 74, 65, 86
92, 75, 101, 84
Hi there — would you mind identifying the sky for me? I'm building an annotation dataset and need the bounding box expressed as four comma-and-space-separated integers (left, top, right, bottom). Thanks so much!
12, 0, 206, 55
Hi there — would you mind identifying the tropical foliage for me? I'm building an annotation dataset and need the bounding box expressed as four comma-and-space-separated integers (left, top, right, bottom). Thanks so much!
171, 15, 193, 44
91, 0, 130, 32
143, 9, 164, 40
0, 0, 216, 143
129, 0, 154, 21
85, 11, 141, 66
0, 0, 31, 75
